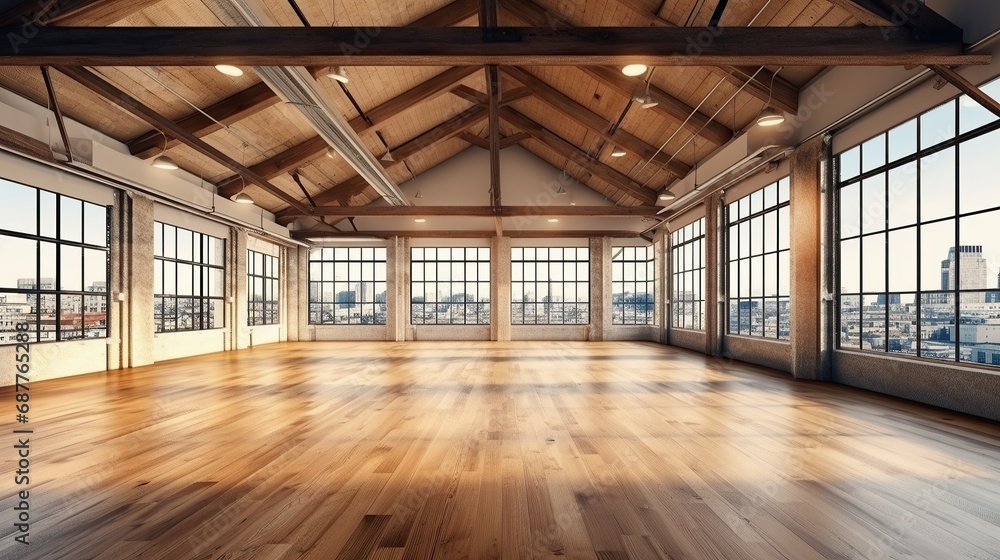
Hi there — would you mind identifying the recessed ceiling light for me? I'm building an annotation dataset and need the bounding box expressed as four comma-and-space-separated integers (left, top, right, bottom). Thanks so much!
611, 146, 627, 157
621, 64, 648, 77
757, 107, 786, 127
215, 65, 243, 77
414, 218, 426, 223
547, 218, 559, 223
325, 148, 338, 159
151, 155, 178, 170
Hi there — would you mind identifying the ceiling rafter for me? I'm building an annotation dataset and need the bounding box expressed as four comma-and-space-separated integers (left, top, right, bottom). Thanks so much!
0, 0, 161, 27
214, 67, 482, 196
54, 65, 312, 213
824, 0, 962, 38
509, 0, 799, 115
500, 66, 693, 178
500, 107, 658, 205
0, 27, 985, 67
126, 0, 480, 158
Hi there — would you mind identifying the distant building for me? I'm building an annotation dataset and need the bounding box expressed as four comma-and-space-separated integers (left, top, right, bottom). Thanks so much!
934, 246, 990, 304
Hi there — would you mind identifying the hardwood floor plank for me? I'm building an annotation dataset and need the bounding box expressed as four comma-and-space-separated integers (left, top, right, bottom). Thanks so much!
1, 341, 999, 560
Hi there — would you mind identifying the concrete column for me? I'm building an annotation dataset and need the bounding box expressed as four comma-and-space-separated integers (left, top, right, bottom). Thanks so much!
653, 234, 666, 343
283, 245, 300, 342
386, 236, 409, 342
491, 236, 511, 341
589, 237, 609, 341
704, 194, 723, 357
111, 191, 155, 368
297, 244, 311, 341
229, 228, 248, 350
790, 135, 829, 381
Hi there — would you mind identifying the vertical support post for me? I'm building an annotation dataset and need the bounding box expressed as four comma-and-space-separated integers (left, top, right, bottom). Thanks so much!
491, 236, 511, 341
704, 194, 723, 357
589, 236, 609, 341
790, 135, 828, 380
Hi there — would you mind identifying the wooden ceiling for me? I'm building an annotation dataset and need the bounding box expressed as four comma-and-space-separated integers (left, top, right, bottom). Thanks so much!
0, 0, 985, 235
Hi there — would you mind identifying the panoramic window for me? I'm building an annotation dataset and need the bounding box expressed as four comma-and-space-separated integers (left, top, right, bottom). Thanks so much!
153, 222, 225, 333
308, 247, 387, 325
612, 245, 654, 325
247, 249, 279, 326
837, 78, 1000, 366
671, 218, 706, 331
411, 247, 490, 325
0, 179, 109, 343
726, 178, 791, 339
512, 247, 590, 325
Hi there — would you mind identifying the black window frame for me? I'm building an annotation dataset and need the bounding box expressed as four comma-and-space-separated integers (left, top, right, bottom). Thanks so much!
671, 218, 706, 331
153, 221, 226, 333
410, 247, 490, 325
835, 77, 1000, 367
308, 247, 388, 325
726, 178, 791, 340
511, 246, 590, 325
247, 249, 279, 326
0, 179, 110, 344
611, 245, 655, 326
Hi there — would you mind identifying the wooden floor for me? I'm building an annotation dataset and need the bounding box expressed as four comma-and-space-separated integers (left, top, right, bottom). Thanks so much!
2, 341, 1000, 560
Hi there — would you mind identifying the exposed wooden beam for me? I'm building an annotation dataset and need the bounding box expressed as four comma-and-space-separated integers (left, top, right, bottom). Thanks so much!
0, 27, 986, 67
460, 131, 529, 149
487, 65, 501, 208
1, 0, 161, 27
0, 122, 59, 163
577, 66, 731, 147
54, 66, 311, 213
501, 66, 692, 177
478, 0, 498, 28
500, 87, 532, 106
500, 131, 530, 148
128, 81, 280, 158
513, 0, 798, 115
501, 107, 657, 205
217, 136, 327, 197
292, 229, 643, 240
928, 65, 1000, 119
40, 66, 71, 162
276, 205, 661, 219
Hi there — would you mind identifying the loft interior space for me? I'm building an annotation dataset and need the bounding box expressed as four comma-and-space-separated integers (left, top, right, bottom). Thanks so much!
1, 0, 1000, 558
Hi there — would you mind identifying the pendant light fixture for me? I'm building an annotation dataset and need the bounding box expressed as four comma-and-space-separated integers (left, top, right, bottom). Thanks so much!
151, 130, 178, 170
755, 66, 786, 128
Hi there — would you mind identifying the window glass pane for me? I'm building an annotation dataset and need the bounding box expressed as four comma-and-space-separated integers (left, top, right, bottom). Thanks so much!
920, 292, 955, 361
83, 248, 107, 292
958, 128, 1000, 215
888, 228, 917, 292
888, 119, 917, 162
84, 203, 107, 246
861, 134, 886, 173
861, 174, 886, 234
840, 146, 861, 180
60, 294, 83, 340
887, 162, 918, 229
60, 245, 82, 291
0, 180, 36, 235
0, 236, 36, 290
921, 219, 955, 291
840, 182, 861, 238
39, 190, 56, 239
60, 197, 82, 243
920, 100, 955, 149
862, 234, 886, 293
920, 147, 956, 222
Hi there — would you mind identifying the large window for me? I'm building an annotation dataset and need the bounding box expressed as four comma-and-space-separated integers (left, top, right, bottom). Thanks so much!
837, 77, 1000, 366
727, 178, 791, 339
612, 246, 654, 325
411, 247, 490, 325
671, 218, 706, 331
512, 247, 589, 325
308, 247, 387, 325
153, 222, 225, 333
0, 179, 109, 343
247, 249, 279, 326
